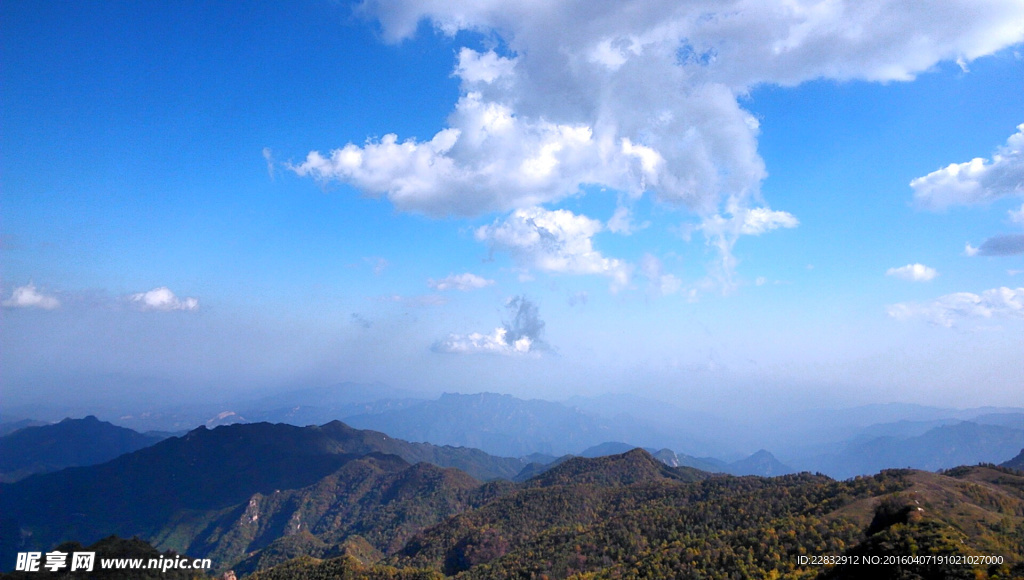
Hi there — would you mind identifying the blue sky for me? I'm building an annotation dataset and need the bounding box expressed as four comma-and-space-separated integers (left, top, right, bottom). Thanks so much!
3, 1, 1023, 414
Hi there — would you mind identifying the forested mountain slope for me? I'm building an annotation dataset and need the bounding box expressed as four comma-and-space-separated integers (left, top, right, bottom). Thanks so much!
0, 421, 525, 569
250, 462, 1024, 579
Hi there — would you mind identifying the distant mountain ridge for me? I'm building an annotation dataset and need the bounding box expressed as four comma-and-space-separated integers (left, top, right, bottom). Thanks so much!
728, 449, 793, 476
345, 392, 627, 457
314, 420, 529, 481
0, 415, 165, 482
0, 418, 47, 437
579, 442, 792, 476
799, 420, 1024, 479
337, 392, 1024, 478
243, 382, 428, 427
12, 391, 1022, 483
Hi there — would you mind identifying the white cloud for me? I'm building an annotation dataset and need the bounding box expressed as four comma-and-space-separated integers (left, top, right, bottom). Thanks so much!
365, 1, 1024, 86
433, 327, 533, 355
737, 207, 800, 236
433, 295, 547, 355
2, 283, 60, 310
911, 123, 1024, 209
886, 263, 938, 282
299, 0, 1023, 279
290, 93, 609, 217
292, 53, 767, 218
887, 286, 1024, 327
428, 272, 495, 291
476, 206, 631, 288
129, 287, 199, 312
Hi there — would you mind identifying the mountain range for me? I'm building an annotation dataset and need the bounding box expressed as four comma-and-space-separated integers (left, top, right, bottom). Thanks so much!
331, 391, 1024, 478
2, 417, 1023, 579
795, 419, 1024, 479
7, 389, 1024, 482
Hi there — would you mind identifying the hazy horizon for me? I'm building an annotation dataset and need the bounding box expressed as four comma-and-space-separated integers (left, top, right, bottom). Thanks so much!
3, 2, 1023, 420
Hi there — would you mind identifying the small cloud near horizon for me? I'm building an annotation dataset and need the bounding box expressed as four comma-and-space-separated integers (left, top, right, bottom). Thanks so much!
433, 295, 549, 355
128, 287, 199, 312
2, 283, 60, 310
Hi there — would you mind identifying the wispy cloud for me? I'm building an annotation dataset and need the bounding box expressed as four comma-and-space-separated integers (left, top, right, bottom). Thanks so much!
351, 313, 371, 329
608, 205, 646, 236
1009, 203, 1024, 225
887, 287, 1024, 327
376, 294, 447, 307
568, 291, 588, 307
262, 147, 276, 180
2, 283, 60, 310
365, 257, 389, 275
128, 287, 199, 312
640, 254, 682, 296
428, 272, 495, 291
886, 263, 937, 282
698, 204, 799, 291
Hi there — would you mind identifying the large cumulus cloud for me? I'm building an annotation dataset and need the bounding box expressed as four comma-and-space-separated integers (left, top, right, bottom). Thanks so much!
293, 0, 1024, 285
